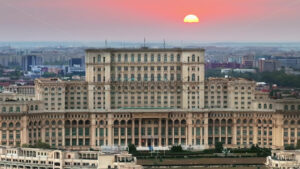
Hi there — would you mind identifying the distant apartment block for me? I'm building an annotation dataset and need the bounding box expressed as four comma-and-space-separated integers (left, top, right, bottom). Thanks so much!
258, 59, 279, 72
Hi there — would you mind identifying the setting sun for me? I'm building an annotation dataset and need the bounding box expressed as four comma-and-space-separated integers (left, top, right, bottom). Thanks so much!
184, 14, 199, 23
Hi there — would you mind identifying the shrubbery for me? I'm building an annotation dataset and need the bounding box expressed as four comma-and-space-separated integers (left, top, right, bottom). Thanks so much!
22, 140, 50, 149
170, 145, 183, 152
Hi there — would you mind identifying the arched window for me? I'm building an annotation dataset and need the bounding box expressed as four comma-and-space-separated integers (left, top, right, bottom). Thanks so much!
114, 120, 119, 125
35, 105, 38, 110
269, 104, 272, 109
192, 55, 195, 62
258, 104, 262, 109
264, 104, 267, 109
65, 120, 70, 125
9, 122, 13, 128
2, 122, 6, 127
291, 105, 295, 110
72, 120, 77, 125
192, 74, 195, 81
284, 120, 288, 125
284, 105, 289, 110
181, 120, 186, 125
16, 122, 21, 128
291, 120, 295, 125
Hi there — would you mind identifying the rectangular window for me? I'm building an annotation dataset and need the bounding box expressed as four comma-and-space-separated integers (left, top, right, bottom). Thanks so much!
127, 128, 131, 136
161, 127, 165, 136
196, 127, 200, 136
65, 128, 70, 136
135, 127, 139, 136
147, 127, 152, 135
121, 128, 125, 136
78, 128, 83, 136
114, 128, 119, 136
154, 127, 158, 135
85, 128, 89, 136
181, 127, 185, 135
174, 127, 178, 136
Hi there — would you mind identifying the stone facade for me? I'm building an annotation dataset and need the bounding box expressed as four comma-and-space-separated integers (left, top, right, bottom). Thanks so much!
0, 48, 299, 150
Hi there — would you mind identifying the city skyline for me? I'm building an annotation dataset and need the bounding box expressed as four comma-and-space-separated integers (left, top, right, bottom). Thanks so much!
0, 0, 300, 42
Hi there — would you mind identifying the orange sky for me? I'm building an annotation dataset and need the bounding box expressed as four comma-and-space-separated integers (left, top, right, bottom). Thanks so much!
0, 0, 299, 42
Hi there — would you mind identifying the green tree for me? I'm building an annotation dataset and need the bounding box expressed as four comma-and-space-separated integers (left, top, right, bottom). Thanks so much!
215, 142, 223, 153
128, 144, 137, 154
296, 140, 300, 149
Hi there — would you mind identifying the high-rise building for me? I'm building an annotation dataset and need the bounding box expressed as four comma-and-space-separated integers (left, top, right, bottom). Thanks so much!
258, 59, 279, 72
242, 54, 255, 68
22, 55, 42, 71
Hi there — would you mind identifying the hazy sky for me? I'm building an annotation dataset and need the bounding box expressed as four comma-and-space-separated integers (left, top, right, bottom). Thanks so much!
0, 0, 300, 42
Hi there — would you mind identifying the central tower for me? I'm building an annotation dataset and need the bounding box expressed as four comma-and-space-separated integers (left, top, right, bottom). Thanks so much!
85, 48, 205, 110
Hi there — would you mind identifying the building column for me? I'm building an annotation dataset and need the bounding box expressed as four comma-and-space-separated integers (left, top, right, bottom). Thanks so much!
253, 123, 258, 145
132, 119, 135, 145
158, 118, 162, 147
125, 123, 128, 146
21, 115, 29, 145
232, 118, 237, 145
90, 114, 96, 148
62, 116, 66, 147
138, 119, 142, 147
203, 113, 209, 146
187, 113, 193, 146
166, 119, 169, 146
107, 114, 113, 146
172, 121, 175, 145
118, 126, 121, 146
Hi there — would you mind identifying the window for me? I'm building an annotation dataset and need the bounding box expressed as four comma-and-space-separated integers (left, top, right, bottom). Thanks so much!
284, 105, 288, 110
157, 55, 161, 62
97, 55, 101, 62
65, 128, 70, 136
177, 54, 180, 62
124, 54, 128, 62
192, 74, 195, 81
118, 54, 121, 62
157, 74, 161, 81
72, 128, 76, 136
192, 55, 195, 61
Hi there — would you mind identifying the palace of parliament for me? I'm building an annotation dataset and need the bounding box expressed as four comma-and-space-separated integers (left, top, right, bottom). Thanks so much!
0, 48, 299, 151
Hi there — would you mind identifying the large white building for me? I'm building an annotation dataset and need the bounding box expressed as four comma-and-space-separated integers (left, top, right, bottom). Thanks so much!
0, 48, 299, 151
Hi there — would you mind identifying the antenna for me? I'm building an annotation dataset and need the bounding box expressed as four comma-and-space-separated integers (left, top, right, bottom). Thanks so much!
163, 39, 166, 49
105, 39, 107, 48
144, 37, 146, 47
